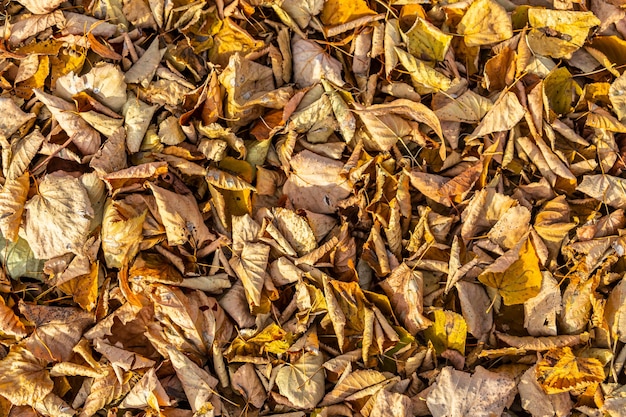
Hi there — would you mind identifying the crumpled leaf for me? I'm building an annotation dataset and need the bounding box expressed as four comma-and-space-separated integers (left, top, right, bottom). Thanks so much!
283, 150, 352, 214
380, 263, 431, 334
219, 53, 293, 127
276, 352, 325, 409
426, 366, 516, 417
147, 182, 214, 248
23, 173, 94, 259
0, 97, 35, 137
424, 310, 467, 355
33, 89, 101, 156
125, 38, 164, 87
320, 369, 388, 406
0, 173, 29, 242
605, 277, 626, 343
166, 346, 219, 412
519, 365, 573, 417
17, 0, 66, 14
405, 17, 453, 62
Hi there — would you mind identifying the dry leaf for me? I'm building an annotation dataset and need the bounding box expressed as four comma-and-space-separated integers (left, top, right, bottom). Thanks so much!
380, 263, 431, 334
426, 366, 516, 417
23, 174, 94, 259
33, 89, 101, 156
292, 36, 343, 87
478, 237, 543, 306
518, 365, 573, 417
276, 352, 325, 409
535, 347, 605, 394
457, 0, 513, 47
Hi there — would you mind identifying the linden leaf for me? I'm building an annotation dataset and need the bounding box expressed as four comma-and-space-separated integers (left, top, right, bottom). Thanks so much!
0, 345, 54, 406
0, 172, 29, 242
424, 310, 467, 355
478, 237, 543, 306
527, 9, 600, 59
404, 17, 453, 62
468, 91, 525, 140
320, 369, 388, 406
276, 352, 325, 409
544, 67, 575, 116
535, 347, 605, 394
23, 174, 94, 260
0, 97, 35, 137
320, 0, 376, 26
577, 174, 626, 208
426, 366, 516, 417
457, 0, 513, 47
609, 70, 626, 122
16, 0, 66, 14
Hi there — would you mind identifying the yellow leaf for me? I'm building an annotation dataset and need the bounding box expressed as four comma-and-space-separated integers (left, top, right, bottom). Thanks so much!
0, 172, 29, 242
543, 67, 575, 116
478, 238, 543, 306
210, 18, 265, 67
405, 17, 453, 62
15, 55, 49, 99
58, 262, 100, 311
527, 9, 600, 58
0, 345, 53, 406
394, 47, 452, 94
535, 347, 605, 394
457, 0, 513, 47
320, 0, 376, 26
424, 310, 467, 355
102, 198, 147, 269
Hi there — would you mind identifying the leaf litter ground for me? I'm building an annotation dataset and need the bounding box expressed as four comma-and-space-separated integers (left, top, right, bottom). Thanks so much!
1, 0, 626, 416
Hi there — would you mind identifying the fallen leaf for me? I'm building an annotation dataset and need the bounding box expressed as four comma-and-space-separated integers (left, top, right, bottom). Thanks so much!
426, 366, 516, 417
457, 0, 513, 47
292, 35, 343, 87
276, 352, 325, 409
478, 237, 543, 306
535, 347, 605, 394
23, 173, 94, 259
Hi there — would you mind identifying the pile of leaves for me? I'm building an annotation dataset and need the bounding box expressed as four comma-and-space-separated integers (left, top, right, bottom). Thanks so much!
3, 0, 626, 415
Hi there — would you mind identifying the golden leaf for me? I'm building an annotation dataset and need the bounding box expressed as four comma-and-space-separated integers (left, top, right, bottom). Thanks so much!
320, 0, 376, 26
478, 237, 543, 306
0, 345, 53, 406
457, 0, 513, 47
424, 309, 467, 355
527, 9, 600, 59
0, 172, 29, 242
535, 347, 605, 394
405, 17, 453, 62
